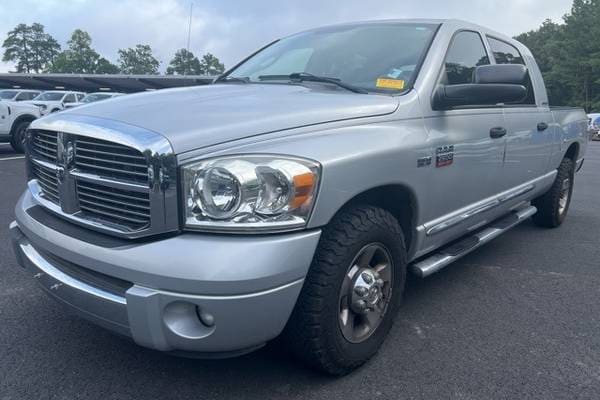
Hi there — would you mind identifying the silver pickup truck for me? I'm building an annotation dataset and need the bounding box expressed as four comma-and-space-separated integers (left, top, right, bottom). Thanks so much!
10, 19, 588, 375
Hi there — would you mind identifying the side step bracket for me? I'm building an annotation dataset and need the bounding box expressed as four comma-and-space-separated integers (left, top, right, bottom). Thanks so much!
411, 205, 537, 278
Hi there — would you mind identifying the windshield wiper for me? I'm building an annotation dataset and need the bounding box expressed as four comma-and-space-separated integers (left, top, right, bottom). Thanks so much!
258, 72, 368, 94
215, 76, 250, 84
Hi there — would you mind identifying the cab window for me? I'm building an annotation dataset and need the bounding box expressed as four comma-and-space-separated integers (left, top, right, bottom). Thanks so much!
442, 31, 490, 85
63, 94, 76, 103
488, 37, 535, 105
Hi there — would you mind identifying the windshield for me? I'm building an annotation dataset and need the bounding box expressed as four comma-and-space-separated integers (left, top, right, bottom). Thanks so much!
225, 22, 439, 94
82, 93, 112, 103
0, 90, 18, 99
34, 92, 65, 101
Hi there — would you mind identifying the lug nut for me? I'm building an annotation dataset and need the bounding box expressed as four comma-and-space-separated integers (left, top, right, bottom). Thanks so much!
362, 272, 373, 284
354, 287, 368, 297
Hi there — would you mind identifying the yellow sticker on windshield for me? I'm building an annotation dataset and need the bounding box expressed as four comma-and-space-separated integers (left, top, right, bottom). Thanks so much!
376, 78, 405, 90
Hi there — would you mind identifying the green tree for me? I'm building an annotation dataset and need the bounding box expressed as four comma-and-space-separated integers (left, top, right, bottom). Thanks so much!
166, 48, 202, 75
49, 29, 118, 73
117, 44, 160, 74
2, 23, 60, 72
199, 53, 225, 75
516, 0, 600, 111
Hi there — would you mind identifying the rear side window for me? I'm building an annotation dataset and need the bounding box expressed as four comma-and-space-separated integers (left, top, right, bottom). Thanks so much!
488, 37, 535, 105
488, 37, 524, 65
16, 92, 29, 101
443, 31, 490, 85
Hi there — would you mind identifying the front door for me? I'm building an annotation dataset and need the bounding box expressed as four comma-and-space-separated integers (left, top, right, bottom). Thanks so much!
420, 30, 508, 250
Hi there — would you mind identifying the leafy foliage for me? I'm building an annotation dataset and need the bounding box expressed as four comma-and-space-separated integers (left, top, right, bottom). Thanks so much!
117, 44, 160, 74
166, 49, 225, 75
49, 29, 119, 74
516, 0, 600, 111
166, 48, 202, 75
2, 23, 60, 73
199, 53, 225, 75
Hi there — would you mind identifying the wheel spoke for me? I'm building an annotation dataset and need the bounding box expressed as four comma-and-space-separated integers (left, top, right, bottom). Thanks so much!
364, 307, 383, 330
357, 245, 378, 267
339, 309, 356, 340
374, 262, 391, 281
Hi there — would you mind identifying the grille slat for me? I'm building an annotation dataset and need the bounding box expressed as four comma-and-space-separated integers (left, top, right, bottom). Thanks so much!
32, 163, 59, 203
75, 160, 148, 178
31, 130, 58, 162
29, 130, 152, 231
79, 202, 150, 226
75, 154, 148, 170
77, 182, 149, 204
78, 191, 150, 212
76, 147, 146, 161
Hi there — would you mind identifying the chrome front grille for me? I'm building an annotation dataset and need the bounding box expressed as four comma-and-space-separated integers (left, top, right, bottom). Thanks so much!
31, 130, 58, 162
26, 114, 178, 239
76, 180, 151, 229
74, 137, 149, 184
31, 162, 59, 204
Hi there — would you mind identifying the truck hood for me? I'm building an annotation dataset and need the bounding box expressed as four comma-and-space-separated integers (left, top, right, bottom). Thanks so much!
63, 84, 399, 154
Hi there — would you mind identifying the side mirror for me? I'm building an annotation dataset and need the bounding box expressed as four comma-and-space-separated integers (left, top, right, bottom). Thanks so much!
433, 64, 528, 110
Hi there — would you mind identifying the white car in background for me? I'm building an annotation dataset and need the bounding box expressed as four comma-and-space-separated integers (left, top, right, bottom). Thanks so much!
587, 113, 600, 140
64, 92, 124, 109
24, 90, 86, 115
0, 100, 41, 152
0, 89, 42, 102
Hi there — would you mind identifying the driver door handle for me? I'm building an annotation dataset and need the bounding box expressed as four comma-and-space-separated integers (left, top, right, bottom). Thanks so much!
490, 127, 507, 139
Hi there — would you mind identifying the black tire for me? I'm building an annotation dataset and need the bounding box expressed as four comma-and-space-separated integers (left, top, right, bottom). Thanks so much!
50, 108, 60, 113
9, 121, 30, 153
532, 157, 575, 228
284, 205, 407, 375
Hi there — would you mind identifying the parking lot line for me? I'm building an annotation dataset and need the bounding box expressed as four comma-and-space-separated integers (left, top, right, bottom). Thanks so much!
0, 156, 25, 161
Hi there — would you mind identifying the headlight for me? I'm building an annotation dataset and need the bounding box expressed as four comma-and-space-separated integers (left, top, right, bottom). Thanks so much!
183, 155, 321, 233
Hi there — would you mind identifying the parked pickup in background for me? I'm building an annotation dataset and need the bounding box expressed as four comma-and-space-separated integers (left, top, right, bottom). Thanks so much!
11, 19, 588, 375
0, 100, 40, 152
23, 90, 85, 115
64, 92, 125, 109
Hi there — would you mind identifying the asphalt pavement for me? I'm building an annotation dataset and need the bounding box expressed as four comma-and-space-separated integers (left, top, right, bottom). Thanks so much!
1, 142, 599, 400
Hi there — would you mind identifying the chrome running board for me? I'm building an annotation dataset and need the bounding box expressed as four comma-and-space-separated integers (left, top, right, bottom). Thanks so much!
411, 205, 537, 278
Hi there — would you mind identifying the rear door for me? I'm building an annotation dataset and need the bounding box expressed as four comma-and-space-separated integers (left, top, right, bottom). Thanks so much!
487, 36, 554, 188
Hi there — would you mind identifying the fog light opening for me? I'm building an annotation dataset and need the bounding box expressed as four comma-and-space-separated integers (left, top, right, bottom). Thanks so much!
195, 306, 215, 328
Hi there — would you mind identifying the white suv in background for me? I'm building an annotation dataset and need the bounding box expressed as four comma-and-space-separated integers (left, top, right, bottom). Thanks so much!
24, 91, 85, 115
0, 89, 42, 102
64, 92, 124, 109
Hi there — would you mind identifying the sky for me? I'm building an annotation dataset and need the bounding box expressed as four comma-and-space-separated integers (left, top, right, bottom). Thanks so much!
0, 0, 574, 73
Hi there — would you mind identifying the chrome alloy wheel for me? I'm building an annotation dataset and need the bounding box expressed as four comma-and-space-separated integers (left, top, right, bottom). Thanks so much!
338, 243, 393, 344
558, 177, 571, 215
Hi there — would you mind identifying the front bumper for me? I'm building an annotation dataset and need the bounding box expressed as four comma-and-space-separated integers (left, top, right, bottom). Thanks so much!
11, 190, 321, 355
